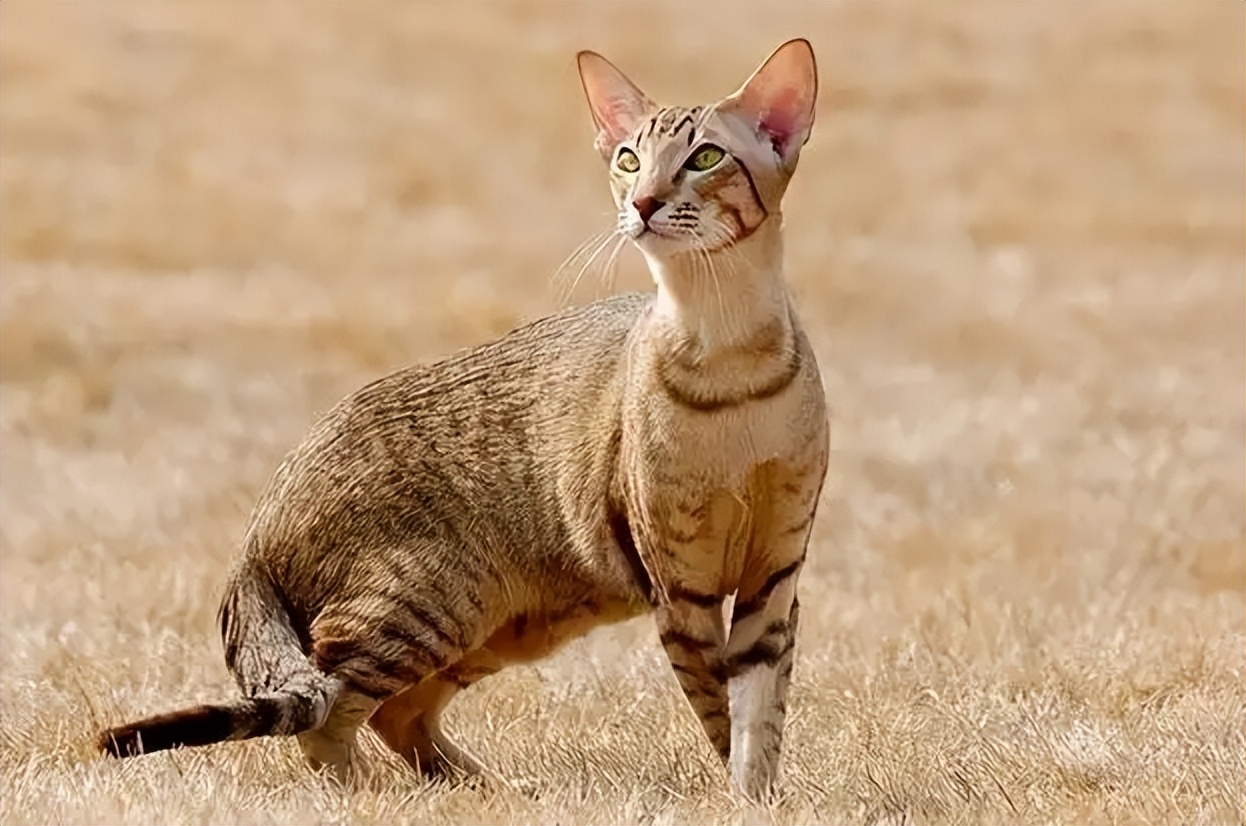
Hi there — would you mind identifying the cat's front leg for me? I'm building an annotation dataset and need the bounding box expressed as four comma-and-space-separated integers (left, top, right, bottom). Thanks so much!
724, 555, 803, 801
655, 591, 730, 764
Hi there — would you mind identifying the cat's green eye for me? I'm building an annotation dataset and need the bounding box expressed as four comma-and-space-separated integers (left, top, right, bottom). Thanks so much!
686, 145, 726, 172
616, 149, 640, 173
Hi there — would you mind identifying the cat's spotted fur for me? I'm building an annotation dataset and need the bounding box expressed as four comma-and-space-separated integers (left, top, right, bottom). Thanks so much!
98, 39, 826, 801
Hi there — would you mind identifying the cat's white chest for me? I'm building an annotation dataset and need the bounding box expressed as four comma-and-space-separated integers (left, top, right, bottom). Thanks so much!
620, 360, 828, 598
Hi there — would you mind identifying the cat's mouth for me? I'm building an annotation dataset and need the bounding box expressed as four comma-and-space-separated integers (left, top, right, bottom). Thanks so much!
627, 221, 695, 242
630, 225, 682, 247
633, 226, 679, 241
628, 225, 734, 256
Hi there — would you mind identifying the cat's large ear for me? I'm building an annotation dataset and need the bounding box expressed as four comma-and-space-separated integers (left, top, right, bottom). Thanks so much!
720, 39, 818, 170
577, 51, 654, 161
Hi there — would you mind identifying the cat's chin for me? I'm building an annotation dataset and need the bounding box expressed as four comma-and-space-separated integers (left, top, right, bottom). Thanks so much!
631, 230, 733, 258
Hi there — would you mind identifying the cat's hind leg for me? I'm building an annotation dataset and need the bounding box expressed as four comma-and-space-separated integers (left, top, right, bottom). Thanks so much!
368, 652, 500, 779
305, 589, 473, 782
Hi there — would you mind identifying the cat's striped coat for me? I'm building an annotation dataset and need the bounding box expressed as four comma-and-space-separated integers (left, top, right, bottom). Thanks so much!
99, 39, 827, 802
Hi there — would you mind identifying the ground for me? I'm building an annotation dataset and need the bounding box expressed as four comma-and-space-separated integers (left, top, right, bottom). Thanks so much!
0, 2, 1242, 824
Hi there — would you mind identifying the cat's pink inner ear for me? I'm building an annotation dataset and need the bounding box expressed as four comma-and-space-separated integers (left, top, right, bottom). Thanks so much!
757, 88, 804, 156
727, 39, 818, 163
594, 95, 645, 143
577, 51, 653, 153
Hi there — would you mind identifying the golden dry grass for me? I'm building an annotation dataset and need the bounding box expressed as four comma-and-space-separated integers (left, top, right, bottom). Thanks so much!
1, 2, 1243, 824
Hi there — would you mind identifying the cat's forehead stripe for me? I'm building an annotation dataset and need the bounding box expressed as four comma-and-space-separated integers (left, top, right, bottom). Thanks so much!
639, 106, 705, 142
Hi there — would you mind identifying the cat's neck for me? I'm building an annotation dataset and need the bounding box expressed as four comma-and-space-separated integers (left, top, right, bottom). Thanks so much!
641, 218, 792, 355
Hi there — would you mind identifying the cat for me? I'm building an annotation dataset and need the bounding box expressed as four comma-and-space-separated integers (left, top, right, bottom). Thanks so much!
98, 38, 827, 802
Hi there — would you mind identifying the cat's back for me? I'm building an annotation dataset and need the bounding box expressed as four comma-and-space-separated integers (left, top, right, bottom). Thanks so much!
246, 292, 651, 572
329, 290, 650, 438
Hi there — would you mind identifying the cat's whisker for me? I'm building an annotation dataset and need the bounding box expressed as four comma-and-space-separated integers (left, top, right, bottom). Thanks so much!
706, 231, 753, 343
555, 230, 619, 305
601, 235, 628, 295
559, 228, 613, 270
552, 230, 611, 295
592, 233, 626, 297
605, 235, 623, 290
702, 221, 751, 318
689, 237, 734, 343
706, 218, 746, 268
554, 229, 612, 277
721, 241, 749, 278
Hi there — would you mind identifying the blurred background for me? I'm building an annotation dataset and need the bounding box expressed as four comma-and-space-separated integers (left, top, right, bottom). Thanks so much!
0, 3, 1242, 823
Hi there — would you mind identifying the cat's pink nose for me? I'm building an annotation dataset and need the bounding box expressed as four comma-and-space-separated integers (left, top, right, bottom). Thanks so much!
632, 196, 664, 226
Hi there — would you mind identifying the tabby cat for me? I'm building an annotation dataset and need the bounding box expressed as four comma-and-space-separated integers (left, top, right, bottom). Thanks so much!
98, 38, 828, 801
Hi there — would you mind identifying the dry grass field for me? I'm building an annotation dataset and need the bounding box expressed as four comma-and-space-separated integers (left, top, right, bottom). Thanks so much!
1, 2, 1243, 824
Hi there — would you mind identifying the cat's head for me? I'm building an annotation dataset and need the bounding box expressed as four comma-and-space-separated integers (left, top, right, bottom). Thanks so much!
577, 39, 817, 257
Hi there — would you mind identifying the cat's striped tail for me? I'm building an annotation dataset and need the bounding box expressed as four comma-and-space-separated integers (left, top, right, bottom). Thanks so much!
98, 561, 338, 758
